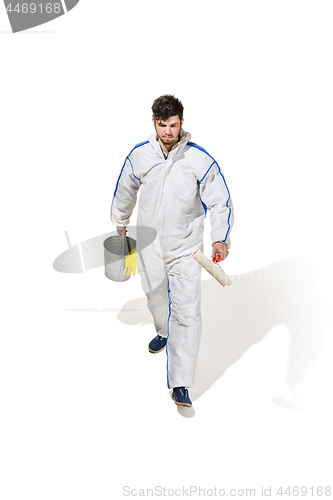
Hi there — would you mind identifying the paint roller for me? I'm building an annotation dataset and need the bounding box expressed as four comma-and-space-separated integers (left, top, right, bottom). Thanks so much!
192, 250, 232, 287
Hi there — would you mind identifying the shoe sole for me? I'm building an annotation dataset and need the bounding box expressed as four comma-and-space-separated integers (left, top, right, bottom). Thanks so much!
172, 394, 192, 408
148, 345, 166, 354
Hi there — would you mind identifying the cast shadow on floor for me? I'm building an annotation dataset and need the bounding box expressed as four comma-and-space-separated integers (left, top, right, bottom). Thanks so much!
117, 256, 331, 416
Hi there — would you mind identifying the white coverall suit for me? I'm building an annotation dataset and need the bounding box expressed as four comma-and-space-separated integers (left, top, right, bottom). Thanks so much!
111, 130, 234, 389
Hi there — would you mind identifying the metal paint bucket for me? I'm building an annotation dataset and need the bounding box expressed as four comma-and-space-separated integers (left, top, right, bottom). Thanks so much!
103, 236, 136, 282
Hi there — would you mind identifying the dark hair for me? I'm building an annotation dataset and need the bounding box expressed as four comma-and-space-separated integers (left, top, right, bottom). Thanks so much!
152, 94, 184, 122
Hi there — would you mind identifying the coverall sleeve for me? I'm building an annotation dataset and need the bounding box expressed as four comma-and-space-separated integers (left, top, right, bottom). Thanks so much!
110, 157, 141, 226
199, 161, 234, 249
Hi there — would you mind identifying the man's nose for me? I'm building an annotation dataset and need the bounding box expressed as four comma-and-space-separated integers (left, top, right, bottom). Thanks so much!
166, 127, 172, 135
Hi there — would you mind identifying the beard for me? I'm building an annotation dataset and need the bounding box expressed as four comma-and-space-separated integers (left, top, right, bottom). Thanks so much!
156, 132, 179, 148
160, 136, 174, 144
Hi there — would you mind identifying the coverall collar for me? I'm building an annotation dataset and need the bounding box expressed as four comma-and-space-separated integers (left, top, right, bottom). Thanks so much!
148, 129, 192, 159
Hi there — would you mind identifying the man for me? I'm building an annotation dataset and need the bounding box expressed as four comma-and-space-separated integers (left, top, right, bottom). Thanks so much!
111, 95, 234, 408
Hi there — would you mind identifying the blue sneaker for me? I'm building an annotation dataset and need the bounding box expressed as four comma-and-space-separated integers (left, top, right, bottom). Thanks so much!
148, 335, 167, 353
172, 387, 192, 407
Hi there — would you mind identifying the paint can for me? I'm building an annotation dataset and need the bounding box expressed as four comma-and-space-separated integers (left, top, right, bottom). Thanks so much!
103, 235, 136, 282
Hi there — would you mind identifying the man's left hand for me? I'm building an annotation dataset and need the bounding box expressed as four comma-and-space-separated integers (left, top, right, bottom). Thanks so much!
212, 242, 229, 262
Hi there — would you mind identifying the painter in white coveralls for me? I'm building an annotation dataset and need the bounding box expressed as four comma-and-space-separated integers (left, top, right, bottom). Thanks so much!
111, 95, 234, 407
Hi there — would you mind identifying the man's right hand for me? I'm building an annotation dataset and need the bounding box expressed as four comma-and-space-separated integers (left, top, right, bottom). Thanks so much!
116, 226, 127, 239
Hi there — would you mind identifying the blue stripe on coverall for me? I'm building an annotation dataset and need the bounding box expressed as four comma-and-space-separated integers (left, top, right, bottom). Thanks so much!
166, 278, 172, 389
110, 140, 149, 216
188, 141, 232, 243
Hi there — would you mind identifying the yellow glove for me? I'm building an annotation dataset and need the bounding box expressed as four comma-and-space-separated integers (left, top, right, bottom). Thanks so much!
124, 249, 139, 277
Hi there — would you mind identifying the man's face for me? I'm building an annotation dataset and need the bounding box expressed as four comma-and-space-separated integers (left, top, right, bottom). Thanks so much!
153, 115, 184, 148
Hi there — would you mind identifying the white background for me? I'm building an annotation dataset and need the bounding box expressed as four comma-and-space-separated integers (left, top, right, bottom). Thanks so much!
1, 1, 332, 499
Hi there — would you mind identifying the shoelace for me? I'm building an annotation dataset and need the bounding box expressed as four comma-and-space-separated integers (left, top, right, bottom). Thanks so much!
176, 388, 188, 397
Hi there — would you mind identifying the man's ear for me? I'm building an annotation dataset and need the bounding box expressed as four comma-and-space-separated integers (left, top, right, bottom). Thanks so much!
181, 118, 184, 128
